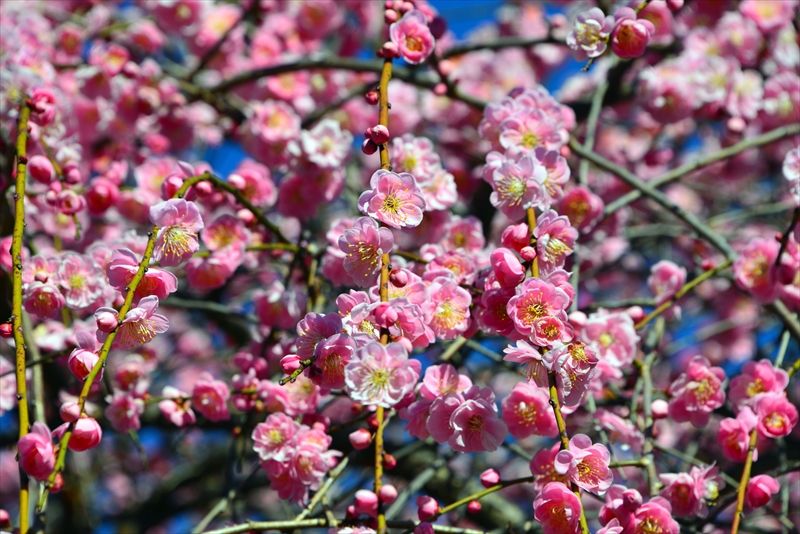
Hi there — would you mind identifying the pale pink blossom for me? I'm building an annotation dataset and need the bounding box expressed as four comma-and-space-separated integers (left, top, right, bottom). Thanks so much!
185, 244, 244, 291
427, 276, 471, 339
202, 214, 248, 252
389, 10, 435, 65
559, 187, 604, 232
503, 339, 549, 387
647, 260, 686, 306
252, 412, 298, 462
18, 422, 55, 481
344, 342, 419, 408
358, 170, 426, 229
296, 312, 343, 360
501, 382, 557, 439
427, 393, 464, 444
543, 342, 598, 406
567, 8, 614, 61
96, 295, 169, 350
419, 364, 472, 400
535, 210, 578, 270
54, 253, 105, 310
739, 1, 793, 34
579, 310, 639, 368
150, 198, 204, 267
338, 217, 394, 287
105, 391, 144, 434
297, 119, 353, 169
555, 433, 612, 494
667, 356, 726, 428
531, 443, 572, 493
533, 482, 583, 534
499, 109, 563, 154
23, 282, 66, 320
159, 386, 195, 427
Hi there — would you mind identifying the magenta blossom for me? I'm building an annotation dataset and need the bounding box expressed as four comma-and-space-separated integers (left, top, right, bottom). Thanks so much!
252, 413, 298, 462
533, 482, 584, 534
158, 386, 195, 427
150, 198, 204, 267
755, 392, 798, 439
419, 364, 472, 400
610, 8, 654, 59
734, 238, 780, 303
667, 356, 726, 428
633, 499, 679, 534
659, 465, 723, 518
104, 391, 144, 434
389, 10, 435, 65
106, 248, 178, 303
717, 407, 758, 463
506, 277, 572, 347
728, 360, 789, 412
344, 342, 419, 408
192, 372, 231, 422
309, 334, 357, 390
745, 475, 780, 512
96, 295, 169, 350
17, 422, 55, 481
501, 382, 557, 439
338, 217, 394, 287
54, 253, 105, 309
554, 433, 613, 494
543, 342, 598, 406
23, 282, 66, 320
647, 260, 686, 306
358, 170, 426, 229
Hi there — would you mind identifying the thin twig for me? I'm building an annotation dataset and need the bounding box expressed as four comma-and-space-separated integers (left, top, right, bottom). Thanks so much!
731, 429, 758, 534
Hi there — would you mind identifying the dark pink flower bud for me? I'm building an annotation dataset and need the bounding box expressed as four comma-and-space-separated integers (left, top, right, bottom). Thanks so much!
29, 87, 57, 126
381, 41, 399, 58
701, 259, 715, 271
370, 125, 390, 145
69, 416, 102, 451
44, 190, 58, 205
389, 269, 408, 287
520, 246, 536, 262
414, 524, 434, 534
383, 453, 397, 470
28, 155, 56, 184
64, 167, 81, 185
0, 509, 9, 528
18, 423, 55, 481
95, 310, 119, 332
666, 0, 683, 10
362, 139, 378, 155
417, 495, 439, 521
345, 505, 357, 520
745, 475, 780, 511
610, 8, 654, 59
626, 306, 645, 323
480, 468, 500, 488
0, 323, 12, 338
280, 355, 302, 375
365, 90, 380, 105
60, 402, 81, 423
384, 9, 399, 24
86, 178, 120, 215
383, 1, 394, 9
380, 484, 398, 504
728, 117, 747, 132
50, 472, 64, 493
228, 173, 247, 190
236, 209, 255, 226
467, 500, 481, 513
355, 489, 379, 516
194, 180, 214, 197
349, 428, 373, 449
399, 2, 413, 14
364, 127, 373, 139
622, 489, 643, 511
56, 189, 85, 215
161, 175, 184, 199
429, 15, 447, 39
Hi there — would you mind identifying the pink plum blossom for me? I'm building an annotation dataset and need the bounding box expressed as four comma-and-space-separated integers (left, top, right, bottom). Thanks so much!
501, 382, 557, 439
659, 465, 723, 518
252, 413, 298, 462
667, 356, 726, 428
389, 10, 435, 65
632, 499, 679, 534
96, 296, 170, 350
610, 8, 654, 59
105, 391, 144, 434
18, 423, 55, 481
150, 198, 204, 267
534, 210, 578, 270
344, 342, 419, 408
449, 394, 507, 453
728, 360, 789, 411
533, 482, 583, 534
745, 475, 780, 512
717, 407, 758, 463
106, 248, 178, 303
543, 342, 598, 406
755, 392, 798, 439
192, 372, 230, 422
503, 339, 549, 387
54, 253, 105, 310
159, 386, 195, 427
507, 277, 572, 347
734, 238, 780, 303
427, 276, 471, 340
309, 334, 356, 390
554, 433, 613, 494
338, 217, 394, 287
358, 170, 426, 229
579, 310, 639, 368
419, 364, 472, 400
23, 282, 66, 320
567, 8, 614, 61
647, 260, 686, 306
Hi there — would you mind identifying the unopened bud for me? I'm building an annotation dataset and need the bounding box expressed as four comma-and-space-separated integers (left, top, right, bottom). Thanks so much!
0, 323, 12, 339
280, 355, 302, 375
95, 311, 119, 333
380, 484, 398, 504
349, 428, 373, 450
365, 90, 379, 105
389, 269, 409, 287
480, 468, 500, 488
467, 500, 482, 513
362, 139, 378, 155
370, 124, 390, 145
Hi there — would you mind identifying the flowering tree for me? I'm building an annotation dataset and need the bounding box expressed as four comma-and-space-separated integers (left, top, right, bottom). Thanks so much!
1, 1, 799, 534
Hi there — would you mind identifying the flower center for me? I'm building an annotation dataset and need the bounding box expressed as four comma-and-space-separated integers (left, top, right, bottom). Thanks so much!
521, 132, 539, 149
467, 414, 484, 431
69, 273, 85, 290
405, 35, 423, 52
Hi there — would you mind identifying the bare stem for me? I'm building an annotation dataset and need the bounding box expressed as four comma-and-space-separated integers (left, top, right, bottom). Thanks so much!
12, 102, 32, 534
731, 429, 758, 534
